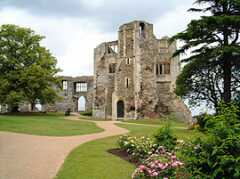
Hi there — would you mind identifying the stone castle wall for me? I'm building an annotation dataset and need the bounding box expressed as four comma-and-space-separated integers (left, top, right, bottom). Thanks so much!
93, 20, 192, 122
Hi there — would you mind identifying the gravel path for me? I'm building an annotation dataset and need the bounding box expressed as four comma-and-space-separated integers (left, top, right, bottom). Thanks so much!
0, 116, 128, 179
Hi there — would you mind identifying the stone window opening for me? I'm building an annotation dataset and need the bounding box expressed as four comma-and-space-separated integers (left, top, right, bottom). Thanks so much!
109, 63, 116, 73
164, 63, 171, 74
139, 22, 145, 38
62, 80, 68, 90
107, 47, 112, 54
140, 82, 143, 90
125, 77, 130, 88
156, 63, 170, 75
126, 58, 131, 65
75, 82, 88, 92
107, 45, 118, 54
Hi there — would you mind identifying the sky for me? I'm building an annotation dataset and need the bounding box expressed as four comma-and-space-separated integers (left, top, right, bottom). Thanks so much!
0, 0, 201, 76
0, 0, 207, 114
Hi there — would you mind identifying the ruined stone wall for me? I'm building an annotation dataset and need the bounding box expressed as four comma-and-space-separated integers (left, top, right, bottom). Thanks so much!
93, 42, 117, 119
45, 76, 94, 113
93, 20, 192, 122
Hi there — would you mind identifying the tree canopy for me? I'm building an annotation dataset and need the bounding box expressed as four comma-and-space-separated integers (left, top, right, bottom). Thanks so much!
172, 0, 240, 110
0, 24, 61, 112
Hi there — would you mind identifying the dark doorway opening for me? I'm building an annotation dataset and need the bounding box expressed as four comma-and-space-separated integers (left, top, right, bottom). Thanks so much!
117, 100, 124, 118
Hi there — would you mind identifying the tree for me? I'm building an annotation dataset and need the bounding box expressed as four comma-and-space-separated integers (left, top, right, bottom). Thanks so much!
0, 24, 61, 112
175, 57, 240, 110
172, 0, 240, 109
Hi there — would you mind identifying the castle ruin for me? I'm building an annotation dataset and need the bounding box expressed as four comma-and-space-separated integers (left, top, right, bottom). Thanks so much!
8, 21, 191, 121
92, 21, 191, 121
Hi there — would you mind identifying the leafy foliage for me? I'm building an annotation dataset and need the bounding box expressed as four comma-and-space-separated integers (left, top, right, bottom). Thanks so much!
0, 24, 61, 111
154, 124, 177, 151
172, 0, 240, 108
194, 113, 210, 131
182, 104, 240, 178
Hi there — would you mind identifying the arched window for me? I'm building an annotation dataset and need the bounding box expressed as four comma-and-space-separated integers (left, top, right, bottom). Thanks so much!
78, 96, 86, 111
139, 22, 145, 38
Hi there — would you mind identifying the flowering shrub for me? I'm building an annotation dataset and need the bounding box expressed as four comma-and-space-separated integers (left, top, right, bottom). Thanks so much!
132, 146, 184, 179
118, 135, 157, 160
182, 104, 240, 178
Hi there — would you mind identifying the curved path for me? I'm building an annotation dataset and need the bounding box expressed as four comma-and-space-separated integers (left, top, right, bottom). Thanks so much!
0, 116, 129, 179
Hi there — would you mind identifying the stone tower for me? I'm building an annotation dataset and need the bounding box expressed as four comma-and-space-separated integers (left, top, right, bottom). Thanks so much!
93, 20, 191, 121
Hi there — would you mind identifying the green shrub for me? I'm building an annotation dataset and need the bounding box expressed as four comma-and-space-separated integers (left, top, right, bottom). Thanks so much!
153, 124, 177, 151
182, 104, 240, 179
194, 113, 209, 131
64, 108, 71, 116
80, 111, 92, 116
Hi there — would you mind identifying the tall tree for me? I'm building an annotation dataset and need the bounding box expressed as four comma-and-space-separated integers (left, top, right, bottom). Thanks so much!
0, 24, 61, 112
172, 0, 240, 107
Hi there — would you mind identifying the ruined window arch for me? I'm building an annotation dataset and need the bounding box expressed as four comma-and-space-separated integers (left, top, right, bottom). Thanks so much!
62, 80, 68, 90
139, 22, 145, 38
78, 96, 86, 112
35, 99, 42, 112
109, 63, 116, 73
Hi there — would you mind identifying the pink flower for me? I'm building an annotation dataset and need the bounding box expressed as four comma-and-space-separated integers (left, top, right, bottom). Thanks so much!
171, 155, 177, 160
138, 165, 146, 172
158, 163, 164, 169
171, 162, 178, 167
150, 163, 155, 168
162, 163, 169, 169
152, 172, 159, 176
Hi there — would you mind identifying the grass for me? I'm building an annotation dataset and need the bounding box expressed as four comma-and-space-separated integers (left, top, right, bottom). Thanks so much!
123, 118, 188, 128
0, 113, 103, 136
56, 119, 202, 179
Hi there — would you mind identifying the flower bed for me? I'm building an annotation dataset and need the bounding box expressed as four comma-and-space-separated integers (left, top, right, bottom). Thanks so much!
117, 134, 185, 178
132, 146, 184, 179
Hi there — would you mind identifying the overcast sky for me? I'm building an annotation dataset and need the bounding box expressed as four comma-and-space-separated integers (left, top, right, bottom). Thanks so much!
0, 0, 201, 76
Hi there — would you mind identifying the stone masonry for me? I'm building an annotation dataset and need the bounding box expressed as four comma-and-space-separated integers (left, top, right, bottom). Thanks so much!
93, 20, 192, 121
44, 76, 94, 113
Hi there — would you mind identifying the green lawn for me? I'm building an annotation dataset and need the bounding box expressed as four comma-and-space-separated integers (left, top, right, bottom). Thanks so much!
0, 114, 103, 136
56, 120, 202, 179
123, 118, 188, 128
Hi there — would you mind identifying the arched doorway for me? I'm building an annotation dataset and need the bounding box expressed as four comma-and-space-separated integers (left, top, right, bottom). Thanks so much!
117, 100, 124, 118
78, 96, 86, 112
35, 103, 42, 112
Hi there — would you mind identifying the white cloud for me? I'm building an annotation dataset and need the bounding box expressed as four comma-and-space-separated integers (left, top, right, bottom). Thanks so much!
154, 4, 201, 38
0, 4, 201, 77
0, 7, 116, 76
